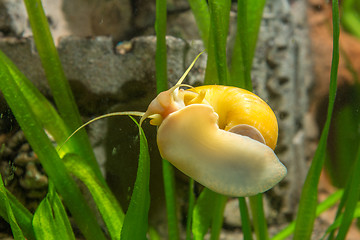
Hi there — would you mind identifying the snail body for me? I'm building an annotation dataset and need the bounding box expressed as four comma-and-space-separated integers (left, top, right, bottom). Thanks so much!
142, 83, 287, 197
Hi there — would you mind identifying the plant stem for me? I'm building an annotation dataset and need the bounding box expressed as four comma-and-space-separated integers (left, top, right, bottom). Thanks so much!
249, 194, 268, 240
186, 179, 195, 240
210, 194, 227, 240
239, 197, 253, 240
155, 1, 180, 238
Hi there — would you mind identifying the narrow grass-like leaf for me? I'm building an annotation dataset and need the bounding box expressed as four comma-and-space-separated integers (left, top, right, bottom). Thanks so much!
23, 0, 102, 181
271, 189, 343, 240
230, 0, 266, 89
162, 160, 179, 239
321, 203, 360, 240
188, 0, 210, 48
155, 0, 180, 238
327, 150, 359, 240
204, 28, 218, 85
0, 189, 35, 240
335, 143, 360, 239
186, 179, 195, 240
192, 188, 217, 240
0, 174, 25, 240
23, 0, 81, 130
206, 0, 231, 85
63, 154, 124, 240
293, 1, 340, 239
120, 119, 150, 240
155, 0, 168, 93
0, 58, 106, 240
32, 182, 75, 240
239, 197, 253, 240
250, 194, 268, 240
209, 194, 227, 240
244, 1, 267, 70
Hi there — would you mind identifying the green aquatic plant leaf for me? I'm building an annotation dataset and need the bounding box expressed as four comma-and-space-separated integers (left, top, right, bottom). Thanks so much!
32, 182, 75, 240
230, 0, 266, 90
155, 0, 168, 93
249, 194, 269, 240
155, 0, 180, 238
334, 143, 360, 239
325, 82, 360, 188
192, 188, 222, 240
209, 194, 227, 240
293, 0, 340, 239
63, 153, 124, 240
23, 0, 80, 130
120, 119, 150, 240
0, 173, 26, 240
341, 0, 360, 38
204, 0, 231, 85
238, 197, 253, 240
149, 226, 161, 240
23, 0, 102, 181
0, 188, 35, 240
186, 179, 195, 240
188, 0, 210, 48
321, 202, 360, 240
0, 54, 106, 240
271, 189, 343, 240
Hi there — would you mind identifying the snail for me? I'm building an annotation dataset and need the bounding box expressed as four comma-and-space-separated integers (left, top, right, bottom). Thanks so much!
62, 53, 287, 197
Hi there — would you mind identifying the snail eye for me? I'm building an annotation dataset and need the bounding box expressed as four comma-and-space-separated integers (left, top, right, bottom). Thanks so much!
228, 124, 266, 145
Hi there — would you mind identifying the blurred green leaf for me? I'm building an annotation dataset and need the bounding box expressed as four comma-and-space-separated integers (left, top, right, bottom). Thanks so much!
293, 0, 340, 239
0, 173, 26, 240
272, 190, 343, 240
63, 153, 124, 240
325, 85, 360, 187
334, 143, 360, 239
155, 0, 168, 93
188, 0, 210, 48
341, 0, 360, 38
192, 188, 220, 240
204, 0, 231, 85
321, 202, 360, 240
186, 179, 195, 240
249, 194, 268, 240
230, 0, 266, 89
209, 194, 227, 240
238, 197, 253, 240
149, 226, 161, 240
0, 189, 35, 240
120, 120, 150, 240
155, 0, 180, 238
32, 182, 75, 240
